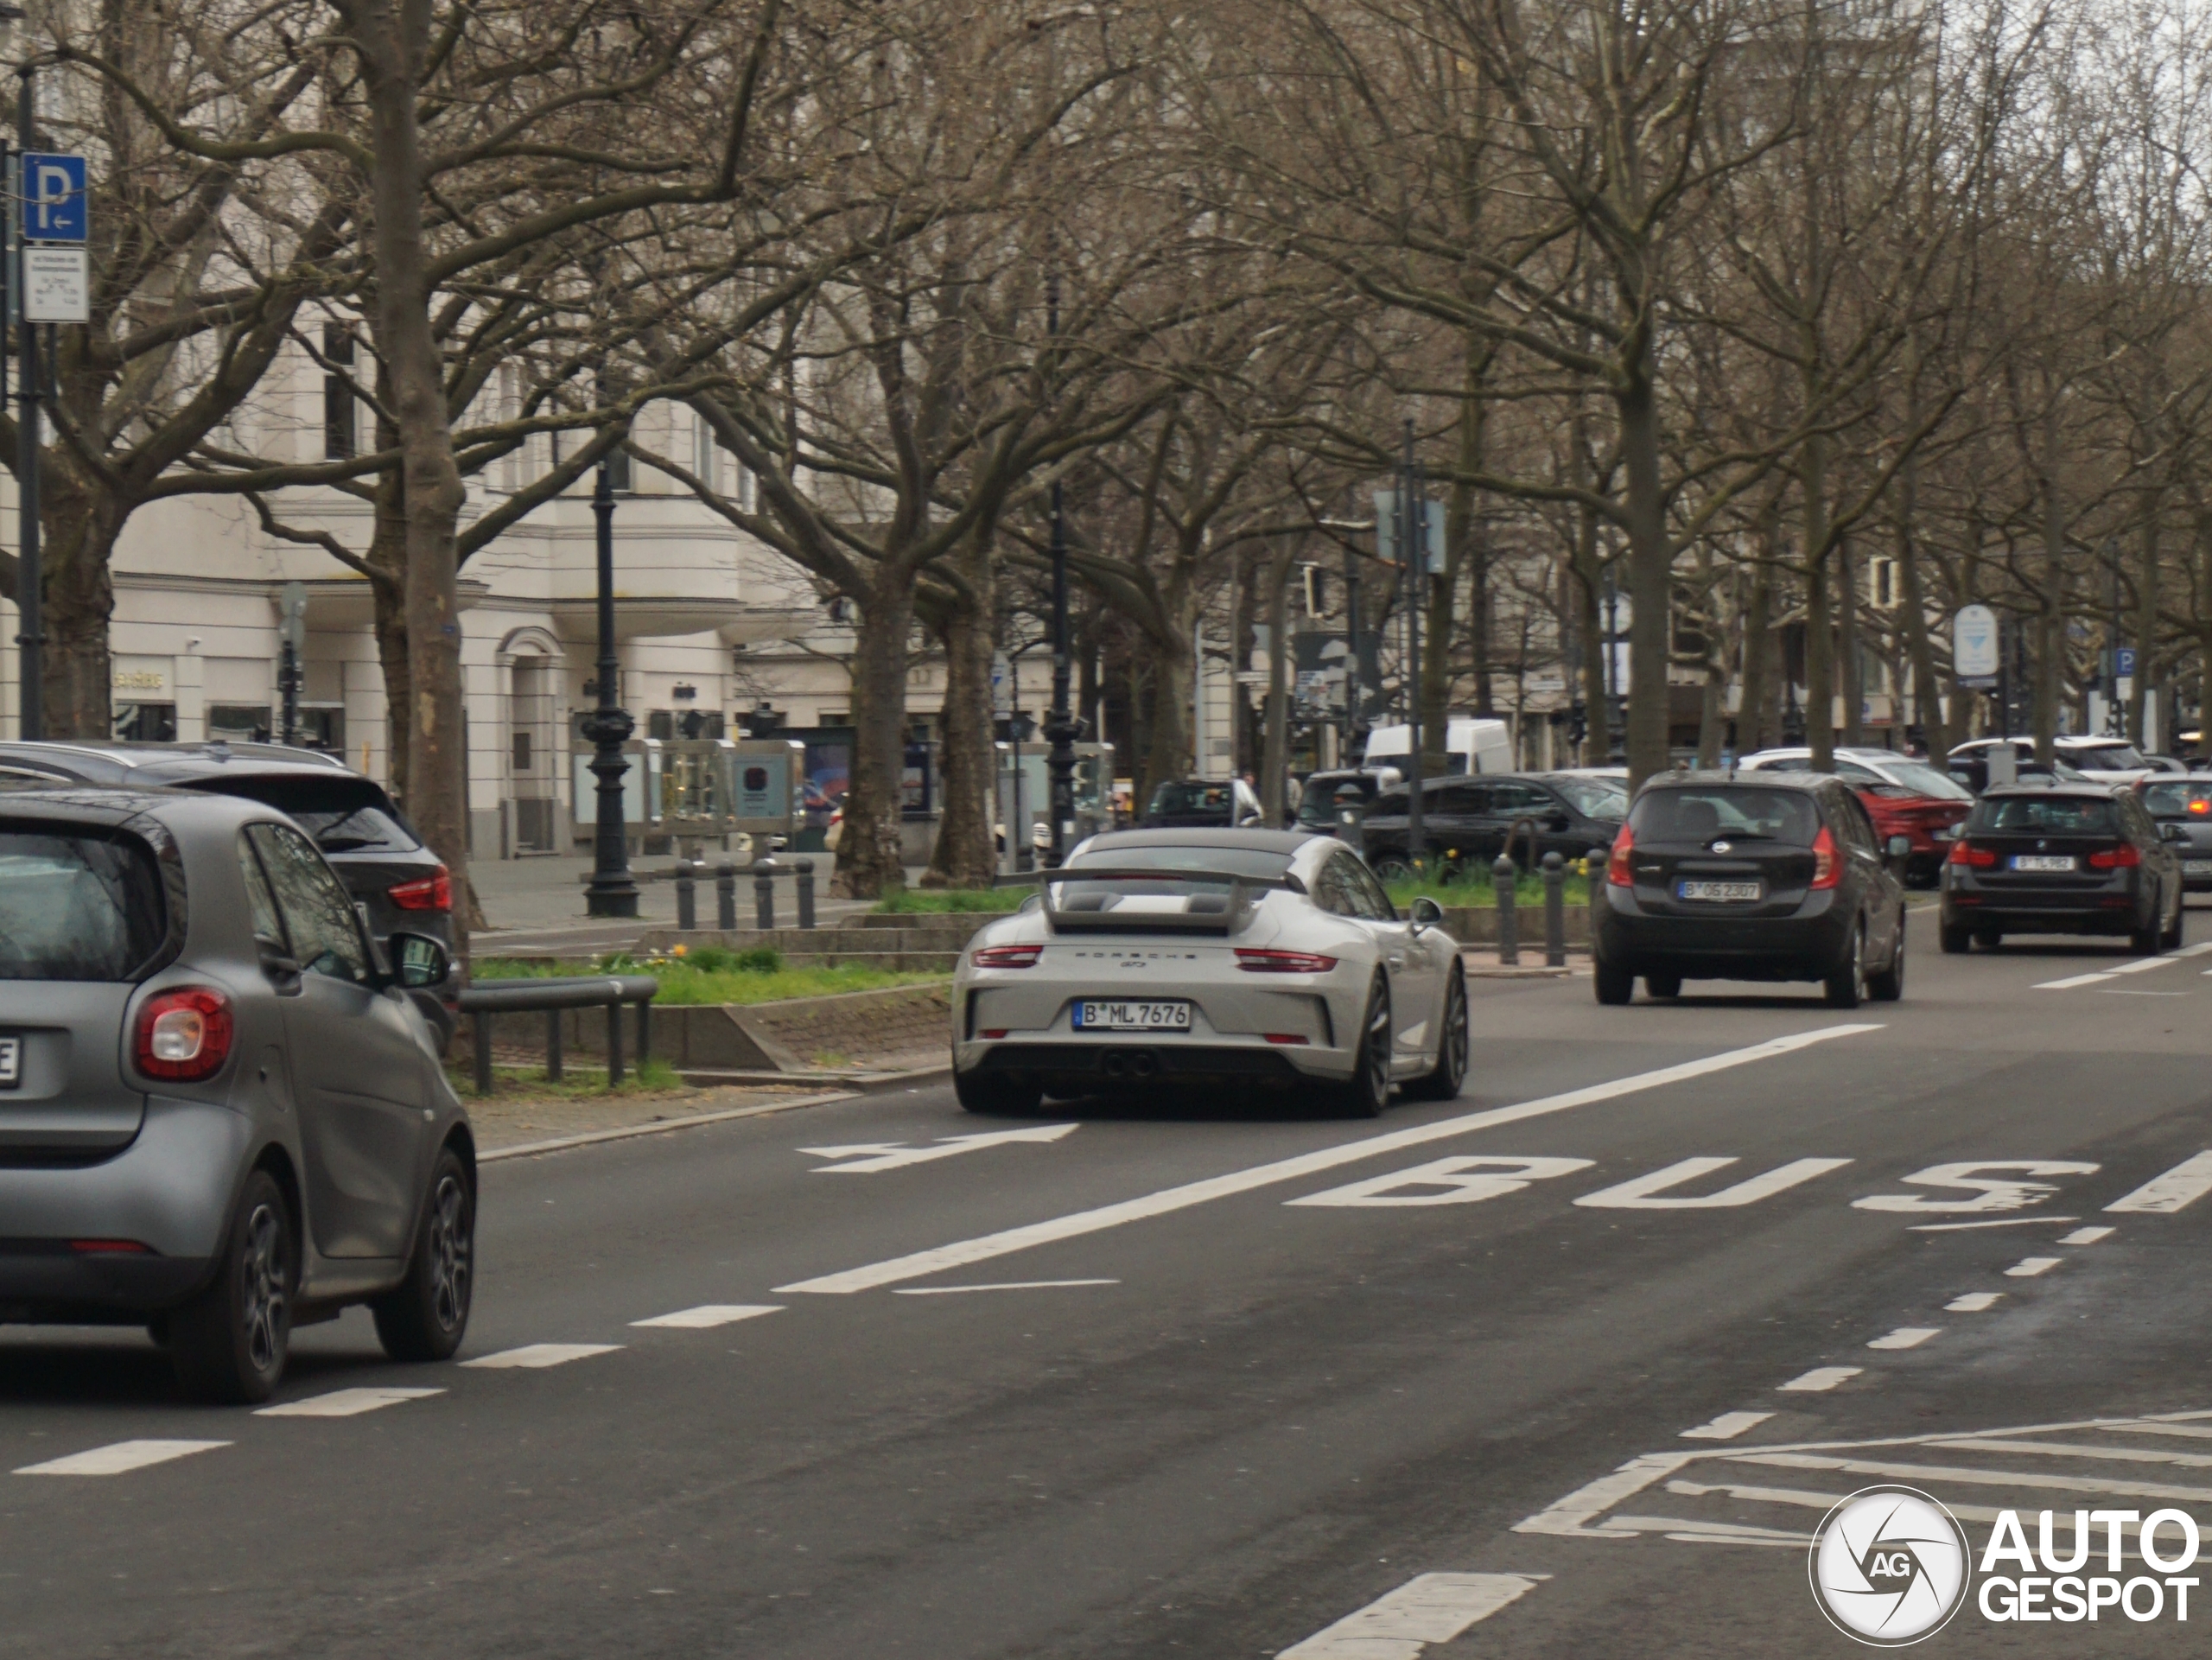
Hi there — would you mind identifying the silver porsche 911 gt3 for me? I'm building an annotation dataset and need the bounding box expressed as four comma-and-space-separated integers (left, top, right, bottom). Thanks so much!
950, 830, 1467, 1116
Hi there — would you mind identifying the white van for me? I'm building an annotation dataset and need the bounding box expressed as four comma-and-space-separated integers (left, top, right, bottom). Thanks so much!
1361, 717, 1514, 776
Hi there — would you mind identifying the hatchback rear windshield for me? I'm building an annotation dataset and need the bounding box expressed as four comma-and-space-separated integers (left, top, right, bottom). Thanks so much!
2066, 743, 2146, 771
283, 805, 419, 853
2141, 782, 2212, 818
1553, 778, 1629, 818
1147, 782, 1233, 816
1629, 788, 1821, 845
1967, 797, 2117, 834
0, 830, 167, 980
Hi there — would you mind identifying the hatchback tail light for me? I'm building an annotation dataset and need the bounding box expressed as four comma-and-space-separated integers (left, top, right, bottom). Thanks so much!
2088, 843, 2142, 869
1234, 949, 1338, 973
1606, 824, 1635, 887
1948, 842, 1999, 868
388, 865, 453, 913
1809, 826, 1841, 889
133, 987, 234, 1083
970, 944, 1042, 969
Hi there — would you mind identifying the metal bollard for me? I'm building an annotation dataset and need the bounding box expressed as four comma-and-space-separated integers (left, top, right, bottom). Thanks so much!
473, 1010, 494, 1096
716, 862, 737, 931
795, 859, 817, 930
636, 998, 651, 1068
545, 1008, 563, 1082
676, 861, 697, 931
1493, 854, 1520, 965
753, 857, 776, 930
606, 995, 626, 1087
1542, 851, 1567, 968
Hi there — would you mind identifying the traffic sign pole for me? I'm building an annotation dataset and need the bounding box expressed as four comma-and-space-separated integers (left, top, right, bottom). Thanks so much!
16, 68, 39, 739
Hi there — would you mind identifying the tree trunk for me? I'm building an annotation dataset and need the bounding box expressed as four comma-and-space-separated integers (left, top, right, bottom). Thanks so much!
2033, 397, 2063, 767
1617, 369, 1672, 789
1838, 537, 1863, 747
1262, 538, 1294, 825
923, 548, 996, 889
1741, 522, 1777, 753
1895, 461, 1944, 760
36, 463, 121, 737
345, 0, 473, 955
2131, 491, 2159, 748
1145, 610, 1194, 798
1802, 423, 1835, 770
831, 571, 916, 899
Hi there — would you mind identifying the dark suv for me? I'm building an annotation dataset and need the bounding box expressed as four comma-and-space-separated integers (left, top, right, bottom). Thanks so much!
1361, 772, 1626, 879
0, 741, 452, 953
1940, 784, 2183, 952
1593, 772, 1907, 1007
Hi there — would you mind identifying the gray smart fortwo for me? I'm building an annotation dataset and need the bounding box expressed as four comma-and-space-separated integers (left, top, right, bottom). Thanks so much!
0, 784, 474, 1402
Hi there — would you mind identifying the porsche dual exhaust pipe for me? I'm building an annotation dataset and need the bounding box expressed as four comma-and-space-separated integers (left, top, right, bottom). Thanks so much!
1100, 1052, 1160, 1080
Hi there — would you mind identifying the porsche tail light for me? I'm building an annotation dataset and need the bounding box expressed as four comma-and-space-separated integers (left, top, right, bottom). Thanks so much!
970, 944, 1042, 970
1235, 949, 1338, 973
1948, 841, 1998, 868
1606, 824, 1635, 887
133, 987, 233, 1083
389, 865, 453, 912
2088, 843, 2141, 869
1809, 826, 1841, 889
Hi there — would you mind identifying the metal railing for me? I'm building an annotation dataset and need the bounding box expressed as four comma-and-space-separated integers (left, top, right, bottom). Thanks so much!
457, 974, 659, 1093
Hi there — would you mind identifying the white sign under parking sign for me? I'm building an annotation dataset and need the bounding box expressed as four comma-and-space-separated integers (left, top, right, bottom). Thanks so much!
23, 247, 87, 322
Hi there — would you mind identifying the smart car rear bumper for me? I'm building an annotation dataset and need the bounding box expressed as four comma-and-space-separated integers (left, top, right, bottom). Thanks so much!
1594, 887, 1852, 980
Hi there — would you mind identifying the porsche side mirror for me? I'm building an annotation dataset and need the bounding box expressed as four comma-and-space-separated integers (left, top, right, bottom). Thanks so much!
1409, 895, 1446, 932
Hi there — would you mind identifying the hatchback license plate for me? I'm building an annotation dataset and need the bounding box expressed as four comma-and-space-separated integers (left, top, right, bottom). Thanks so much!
0, 1037, 16, 1088
2012, 855, 2075, 872
1677, 881, 1761, 903
2187, 861, 2212, 876
1074, 1000, 1192, 1032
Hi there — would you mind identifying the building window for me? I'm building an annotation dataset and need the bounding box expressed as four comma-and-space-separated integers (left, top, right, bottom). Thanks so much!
603, 439, 632, 495
113, 703, 177, 742
512, 730, 533, 773
322, 326, 356, 461
693, 408, 718, 490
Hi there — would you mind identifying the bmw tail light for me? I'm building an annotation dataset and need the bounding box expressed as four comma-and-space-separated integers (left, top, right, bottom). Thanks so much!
388, 865, 453, 913
133, 987, 234, 1083
1948, 841, 1998, 868
970, 944, 1042, 970
1809, 826, 1841, 889
2088, 843, 2142, 869
1235, 949, 1338, 973
1606, 824, 1635, 887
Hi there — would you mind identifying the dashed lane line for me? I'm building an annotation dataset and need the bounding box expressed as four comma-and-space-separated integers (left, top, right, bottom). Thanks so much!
773, 1025, 1885, 1295
630, 1305, 783, 1330
256, 1387, 443, 1418
2035, 942, 2212, 990
1866, 1327, 1941, 1350
2005, 1256, 2062, 1277
1680, 1412, 1773, 1441
15, 1441, 229, 1477
1278, 1572, 1548, 1657
893, 1280, 1120, 1295
1910, 1214, 2078, 1232
1945, 1292, 2003, 1312
460, 1343, 623, 1370
2060, 1225, 2116, 1244
1778, 1367, 1862, 1392
2107, 1151, 2212, 1213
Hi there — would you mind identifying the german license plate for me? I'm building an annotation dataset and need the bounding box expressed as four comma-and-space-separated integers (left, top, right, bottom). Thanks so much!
1073, 1000, 1192, 1032
2187, 861, 2212, 876
1677, 881, 1761, 902
0, 1037, 17, 1088
2012, 855, 2075, 872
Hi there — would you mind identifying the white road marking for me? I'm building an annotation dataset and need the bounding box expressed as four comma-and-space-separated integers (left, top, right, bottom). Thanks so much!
1278, 1572, 1548, 1658
1945, 1292, 2003, 1312
892, 1280, 1120, 1294
1287, 1155, 1592, 1208
1933, 1436, 2212, 1470
460, 1343, 622, 1370
630, 1305, 783, 1330
1778, 1367, 1862, 1392
1867, 1326, 1940, 1350
2107, 1151, 2212, 1214
1910, 1215, 2081, 1232
255, 1387, 443, 1418
1738, 1448, 2212, 1505
2036, 942, 2212, 989
2059, 1225, 2116, 1244
1609, 1514, 1810, 1548
776, 1026, 1884, 1294
1680, 1412, 1773, 1441
2005, 1256, 2062, 1277
16, 1440, 229, 1476
1853, 1161, 2098, 1214
1574, 1156, 1851, 1210
1515, 1453, 1697, 1536
800, 1123, 1077, 1173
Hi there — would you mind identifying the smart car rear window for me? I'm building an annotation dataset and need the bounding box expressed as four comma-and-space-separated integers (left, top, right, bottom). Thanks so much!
1968, 797, 2118, 834
1629, 788, 1821, 845
0, 829, 167, 980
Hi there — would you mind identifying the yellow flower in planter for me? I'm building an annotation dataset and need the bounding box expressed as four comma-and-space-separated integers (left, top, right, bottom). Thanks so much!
672, 944, 688, 957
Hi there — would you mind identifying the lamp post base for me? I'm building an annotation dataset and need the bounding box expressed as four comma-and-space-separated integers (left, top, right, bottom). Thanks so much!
584, 885, 639, 919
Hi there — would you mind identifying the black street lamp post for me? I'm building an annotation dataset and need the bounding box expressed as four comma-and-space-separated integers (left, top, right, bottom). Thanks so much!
1043, 272, 1081, 868
582, 460, 638, 917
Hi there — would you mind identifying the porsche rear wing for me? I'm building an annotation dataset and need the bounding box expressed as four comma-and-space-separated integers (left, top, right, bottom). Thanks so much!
996, 867, 1303, 937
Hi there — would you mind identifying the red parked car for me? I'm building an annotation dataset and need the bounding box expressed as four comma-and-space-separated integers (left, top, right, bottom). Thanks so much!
1736, 747, 1974, 886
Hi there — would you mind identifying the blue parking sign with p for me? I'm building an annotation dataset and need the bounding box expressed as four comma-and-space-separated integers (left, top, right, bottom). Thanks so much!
20, 153, 86, 243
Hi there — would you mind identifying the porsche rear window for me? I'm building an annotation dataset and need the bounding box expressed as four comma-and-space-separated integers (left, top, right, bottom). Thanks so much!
0, 830, 167, 980
1065, 845, 1294, 880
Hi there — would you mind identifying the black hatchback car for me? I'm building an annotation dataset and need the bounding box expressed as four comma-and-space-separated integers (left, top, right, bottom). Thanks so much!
1592, 772, 1907, 1007
1361, 773, 1628, 881
0, 741, 453, 953
1939, 784, 2184, 952
2137, 777, 2212, 893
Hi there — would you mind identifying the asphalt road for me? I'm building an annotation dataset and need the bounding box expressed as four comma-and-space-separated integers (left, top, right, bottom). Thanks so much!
9, 908, 2212, 1657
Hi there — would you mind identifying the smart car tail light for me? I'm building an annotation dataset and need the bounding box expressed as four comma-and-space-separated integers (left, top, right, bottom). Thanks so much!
1948, 841, 1998, 868
2088, 843, 2141, 869
970, 944, 1042, 969
1809, 826, 1841, 889
1606, 824, 1635, 887
133, 987, 233, 1083
1234, 949, 1338, 973
388, 865, 453, 912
